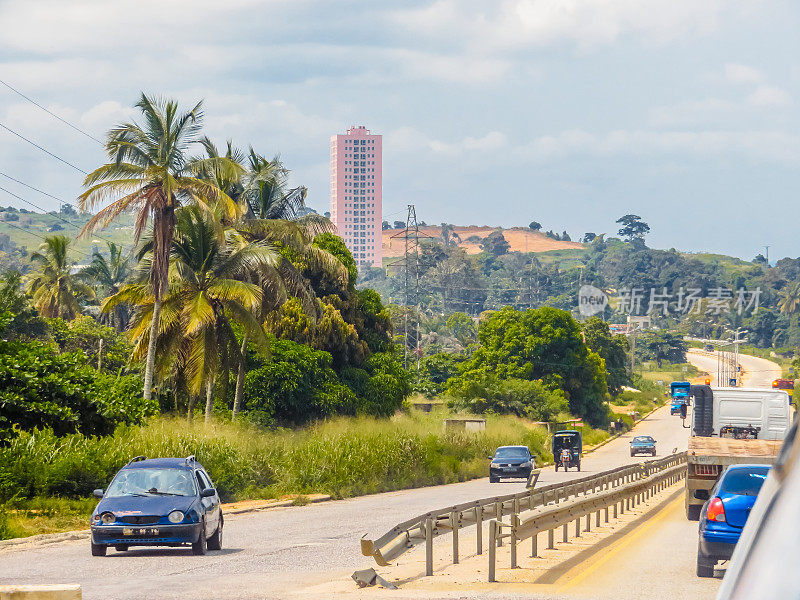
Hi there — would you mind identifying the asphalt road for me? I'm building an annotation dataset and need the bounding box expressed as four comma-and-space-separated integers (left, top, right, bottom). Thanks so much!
686, 348, 782, 388
0, 405, 690, 600
557, 491, 723, 600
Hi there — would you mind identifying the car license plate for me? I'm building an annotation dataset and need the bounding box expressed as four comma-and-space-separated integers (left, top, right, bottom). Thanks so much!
123, 528, 134, 536
503, 467, 515, 472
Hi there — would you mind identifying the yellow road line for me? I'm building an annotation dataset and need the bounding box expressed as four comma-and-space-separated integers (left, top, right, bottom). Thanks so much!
556, 492, 685, 592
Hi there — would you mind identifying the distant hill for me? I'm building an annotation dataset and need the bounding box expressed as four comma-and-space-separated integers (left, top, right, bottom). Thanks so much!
0, 206, 136, 270
382, 225, 584, 259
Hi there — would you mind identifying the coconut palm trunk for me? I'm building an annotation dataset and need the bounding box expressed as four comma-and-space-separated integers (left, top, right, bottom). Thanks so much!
143, 299, 161, 401
204, 378, 215, 423
232, 333, 248, 419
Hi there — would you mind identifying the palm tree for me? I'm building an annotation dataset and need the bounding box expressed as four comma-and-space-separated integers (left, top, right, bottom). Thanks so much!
78, 93, 238, 402
79, 242, 133, 330
27, 235, 94, 319
105, 206, 277, 421
779, 282, 800, 316
241, 149, 307, 220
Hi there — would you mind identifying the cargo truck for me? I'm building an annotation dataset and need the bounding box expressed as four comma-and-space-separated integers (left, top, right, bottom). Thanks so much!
685, 385, 790, 520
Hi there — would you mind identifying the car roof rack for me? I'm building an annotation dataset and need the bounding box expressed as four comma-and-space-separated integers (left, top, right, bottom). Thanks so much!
185, 455, 196, 464
127, 456, 146, 465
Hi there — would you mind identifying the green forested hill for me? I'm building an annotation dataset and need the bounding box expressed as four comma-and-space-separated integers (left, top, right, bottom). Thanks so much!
0, 206, 135, 271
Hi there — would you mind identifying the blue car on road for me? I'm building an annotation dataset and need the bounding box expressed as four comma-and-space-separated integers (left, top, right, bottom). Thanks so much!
90, 456, 223, 556
629, 435, 657, 457
697, 464, 770, 577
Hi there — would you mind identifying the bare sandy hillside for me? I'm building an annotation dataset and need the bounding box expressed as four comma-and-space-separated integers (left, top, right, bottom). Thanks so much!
382, 226, 584, 258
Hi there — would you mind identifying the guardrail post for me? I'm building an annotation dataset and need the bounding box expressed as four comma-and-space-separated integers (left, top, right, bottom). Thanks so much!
510, 514, 519, 568
548, 528, 555, 549
562, 523, 568, 543
531, 531, 538, 557
451, 511, 460, 565
488, 521, 497, 582
425, 517, 434, 576
604, 506, 609, 523
585, 513, 591, 532
476, 506, 483, 555
596, 510, 601, 527
575, 517, 581, 537
495, 501, 503, 547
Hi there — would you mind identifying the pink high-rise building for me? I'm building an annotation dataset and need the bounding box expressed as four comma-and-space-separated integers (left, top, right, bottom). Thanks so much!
330, 126, 382, 268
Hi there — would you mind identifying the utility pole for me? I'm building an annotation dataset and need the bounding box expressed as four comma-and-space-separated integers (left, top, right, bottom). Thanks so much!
765, 245, 770, 267
629, 323, 638, 375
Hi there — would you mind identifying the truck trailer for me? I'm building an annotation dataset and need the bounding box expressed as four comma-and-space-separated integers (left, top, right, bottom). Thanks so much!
685, 385, 790, 520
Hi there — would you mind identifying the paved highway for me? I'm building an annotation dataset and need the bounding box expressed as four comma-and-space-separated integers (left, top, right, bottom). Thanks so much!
686, 348, 781, 388
1, 404, 689, 599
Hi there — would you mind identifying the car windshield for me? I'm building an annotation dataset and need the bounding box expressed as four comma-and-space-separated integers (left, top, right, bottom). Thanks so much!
105, 468, 197, 497
721, 467, 770, 496
633, 437, 653, 443
495, 447, 528, 458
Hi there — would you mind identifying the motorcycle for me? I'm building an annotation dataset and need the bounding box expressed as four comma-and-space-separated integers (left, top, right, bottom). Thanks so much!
556, 448, 572, 472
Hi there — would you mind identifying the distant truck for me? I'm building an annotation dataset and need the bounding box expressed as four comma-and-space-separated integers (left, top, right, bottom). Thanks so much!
685, 385, 790, 520
670, 381, 691, 415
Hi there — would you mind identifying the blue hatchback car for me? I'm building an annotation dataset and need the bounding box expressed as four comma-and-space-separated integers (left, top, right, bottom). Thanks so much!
697, 464, 770, 577
90, 456, 223, 556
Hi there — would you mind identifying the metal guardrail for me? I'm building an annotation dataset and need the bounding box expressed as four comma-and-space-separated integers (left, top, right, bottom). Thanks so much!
488, 457, 687, 581
361, 452, 687, 575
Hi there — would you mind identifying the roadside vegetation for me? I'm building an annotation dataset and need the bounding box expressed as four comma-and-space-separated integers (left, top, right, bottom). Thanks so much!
0, 94, 693, 541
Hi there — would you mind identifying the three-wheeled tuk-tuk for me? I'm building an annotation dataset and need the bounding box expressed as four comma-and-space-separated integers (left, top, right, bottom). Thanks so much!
553, 430, 582, 471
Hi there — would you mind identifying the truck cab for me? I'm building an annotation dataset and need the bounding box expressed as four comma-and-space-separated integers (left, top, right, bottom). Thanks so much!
670, 381, 691, 415
685, 385, 790, 520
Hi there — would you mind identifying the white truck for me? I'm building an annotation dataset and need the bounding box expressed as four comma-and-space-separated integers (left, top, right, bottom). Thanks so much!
685, 385, 791, 520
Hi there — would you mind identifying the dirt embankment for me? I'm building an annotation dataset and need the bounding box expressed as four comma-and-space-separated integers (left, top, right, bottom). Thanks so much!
382, 226, 585, 258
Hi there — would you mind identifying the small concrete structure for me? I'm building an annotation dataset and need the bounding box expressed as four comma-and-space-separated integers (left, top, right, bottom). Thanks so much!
0, 585, 81, 599
444, 418, 486, 433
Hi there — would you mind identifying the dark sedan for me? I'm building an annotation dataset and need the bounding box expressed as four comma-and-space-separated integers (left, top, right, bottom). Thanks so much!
489, 446, 534, 482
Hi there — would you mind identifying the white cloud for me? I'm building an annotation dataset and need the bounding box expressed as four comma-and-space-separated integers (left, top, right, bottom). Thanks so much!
724, 63, 764, 84
395, 0, 740, 50
747, 85, 792, 107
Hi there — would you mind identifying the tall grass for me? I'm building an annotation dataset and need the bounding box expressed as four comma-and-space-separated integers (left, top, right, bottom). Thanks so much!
0, 410, 552, 507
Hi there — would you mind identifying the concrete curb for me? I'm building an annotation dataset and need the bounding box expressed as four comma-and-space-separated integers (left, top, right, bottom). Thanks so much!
0, 494, 333, 550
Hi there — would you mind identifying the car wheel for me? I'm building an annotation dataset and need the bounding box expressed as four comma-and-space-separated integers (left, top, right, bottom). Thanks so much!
577, 462, 581, 472
207, 517, 223, 551
697, 553, 714, 578
554, 464, 559, 472
192, 521, 208, 555
91, 542, 107, 557
490, 475, 499, 483
630, 451, 635, 457
114, 545, 129, 552
687, 504, 702, 521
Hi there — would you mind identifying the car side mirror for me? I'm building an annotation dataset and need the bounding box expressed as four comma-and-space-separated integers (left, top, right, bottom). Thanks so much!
201, 488, 217, 498
695, 490, 710, 501
93, 489, 104, 499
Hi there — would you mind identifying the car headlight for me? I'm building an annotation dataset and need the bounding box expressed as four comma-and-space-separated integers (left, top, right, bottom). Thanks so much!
91, 514, 101, 524
521, 461, 532, 467
490, 462, 500, 468
168, 510, 185, 524
100, 512, 115, 525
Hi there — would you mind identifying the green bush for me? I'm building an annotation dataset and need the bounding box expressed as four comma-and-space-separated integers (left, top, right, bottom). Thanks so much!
0, 332, 155, 441
448, 376, 569, 421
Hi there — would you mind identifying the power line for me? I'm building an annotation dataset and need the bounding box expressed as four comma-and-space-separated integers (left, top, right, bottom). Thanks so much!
0, 78, 103, 144
0, 121, 89, 175
0, 183, 116, 246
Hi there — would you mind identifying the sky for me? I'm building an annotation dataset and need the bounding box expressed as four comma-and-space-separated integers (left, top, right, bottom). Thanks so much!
0, 0, 799, 261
